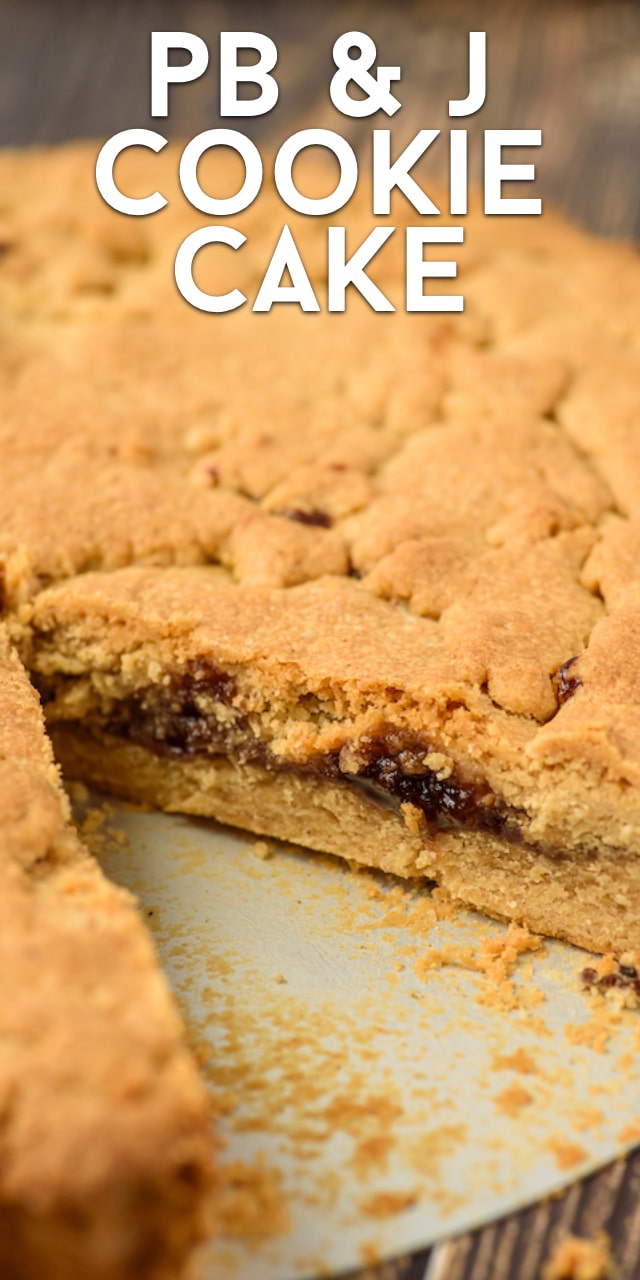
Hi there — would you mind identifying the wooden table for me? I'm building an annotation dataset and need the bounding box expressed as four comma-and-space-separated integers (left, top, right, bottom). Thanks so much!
1, 2, 639, 1276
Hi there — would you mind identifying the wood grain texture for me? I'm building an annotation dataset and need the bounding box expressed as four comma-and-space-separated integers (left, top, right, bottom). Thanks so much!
0, 0, 638, 235
0, 1, 639, 1277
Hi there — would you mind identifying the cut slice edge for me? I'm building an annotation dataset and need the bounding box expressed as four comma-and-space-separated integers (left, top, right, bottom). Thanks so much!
49, 723, 640, 956
0, 625, 214, 1280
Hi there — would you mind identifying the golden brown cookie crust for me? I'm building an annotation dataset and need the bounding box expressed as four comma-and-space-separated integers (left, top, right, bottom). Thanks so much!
0, 625, 213, 1279
2, 146, 640, 914
0, 140, 639, 1270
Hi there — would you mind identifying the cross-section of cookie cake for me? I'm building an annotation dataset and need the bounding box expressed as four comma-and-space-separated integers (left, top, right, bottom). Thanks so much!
15, 555, 640, 956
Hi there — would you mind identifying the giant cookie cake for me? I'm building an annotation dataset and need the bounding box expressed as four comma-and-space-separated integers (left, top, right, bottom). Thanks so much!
0, 142, 639, 1275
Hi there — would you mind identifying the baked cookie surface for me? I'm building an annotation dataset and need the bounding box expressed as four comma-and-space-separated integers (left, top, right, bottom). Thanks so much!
0, 140, 639, 1272
3, 143, 638, 944
0, 625, 212, 1280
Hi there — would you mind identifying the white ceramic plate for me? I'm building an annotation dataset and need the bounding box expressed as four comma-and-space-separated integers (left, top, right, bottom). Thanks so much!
83, 797, 640, 1280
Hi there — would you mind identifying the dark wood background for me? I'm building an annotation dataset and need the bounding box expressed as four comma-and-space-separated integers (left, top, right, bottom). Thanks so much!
1, 0, 639, 238
1, 1, 639, 1277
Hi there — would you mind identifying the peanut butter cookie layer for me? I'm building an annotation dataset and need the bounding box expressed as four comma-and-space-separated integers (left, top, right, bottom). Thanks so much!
0, 625, 212, 1280
0, 141, 639, 1272
15, 562, 640, 954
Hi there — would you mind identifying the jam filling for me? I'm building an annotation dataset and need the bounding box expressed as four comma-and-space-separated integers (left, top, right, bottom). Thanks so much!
279, 508, 333, 529
43, 663, 523, 843
554, 656, 583, 705
357, 749, 509, 835
102, 664, 246, 759
581, 959, 640, 1001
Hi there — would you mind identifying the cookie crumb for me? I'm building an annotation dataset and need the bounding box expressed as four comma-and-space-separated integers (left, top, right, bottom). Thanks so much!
212, 1154, 290, 1244
547, 1138, 589, 1170
358, 1189, 418, 1218
493, 1084, 534, 1116
618, 1119, 640, 1145
66, 780, 90, 804
581, 953, 640, 1010
359, 1241, 381, 1267
541, 1231, 614, 1279
251, 840, 273, 861
492, 1047, 538, 1074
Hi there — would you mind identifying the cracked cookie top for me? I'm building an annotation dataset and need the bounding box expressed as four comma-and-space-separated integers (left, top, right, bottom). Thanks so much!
0, 142, 639, 838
